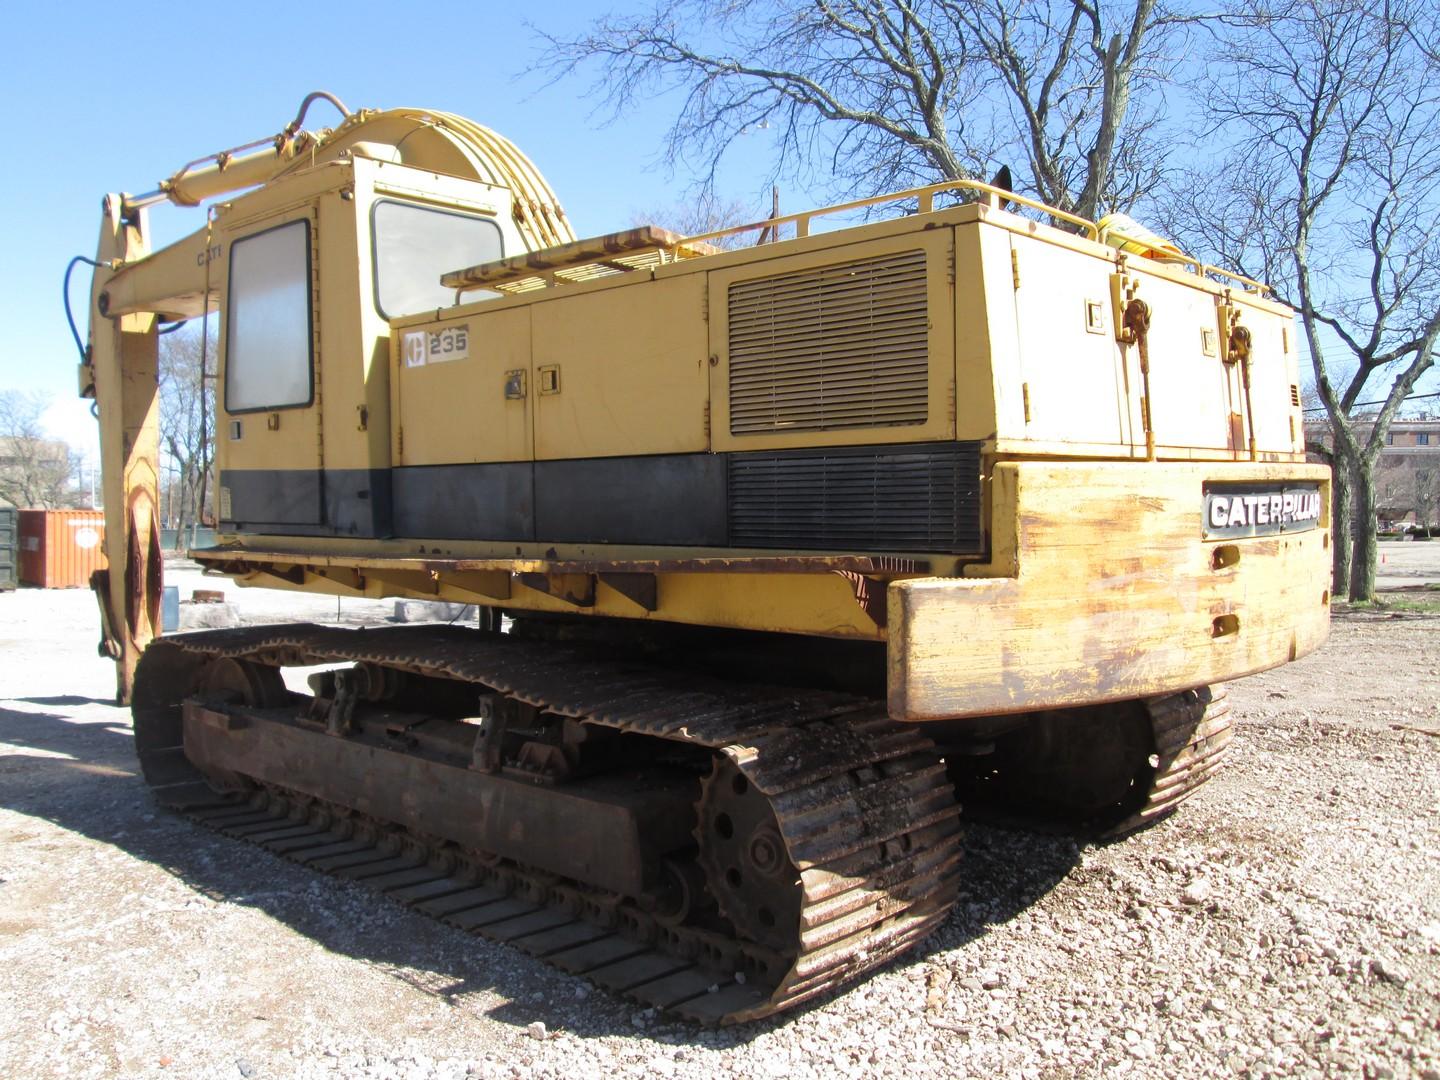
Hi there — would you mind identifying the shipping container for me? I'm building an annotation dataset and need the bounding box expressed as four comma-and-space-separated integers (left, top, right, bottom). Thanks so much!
18, 509, 107, 589
0, 507, 16, 591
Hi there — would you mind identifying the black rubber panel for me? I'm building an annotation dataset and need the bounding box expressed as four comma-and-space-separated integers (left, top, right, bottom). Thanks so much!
728, 442, 983, 554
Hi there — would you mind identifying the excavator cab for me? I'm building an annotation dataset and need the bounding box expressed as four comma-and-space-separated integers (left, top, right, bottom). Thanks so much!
209, 154, 517, 538
80, 104, 575, 693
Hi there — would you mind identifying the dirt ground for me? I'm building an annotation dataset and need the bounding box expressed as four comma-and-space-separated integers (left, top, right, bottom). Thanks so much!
0, 557, 1436, 1079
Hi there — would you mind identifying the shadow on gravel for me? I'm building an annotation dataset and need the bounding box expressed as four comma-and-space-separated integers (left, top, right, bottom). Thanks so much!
16, 694, 118, 708
912, 824, 1080, 964
0, 702, 1079, 1046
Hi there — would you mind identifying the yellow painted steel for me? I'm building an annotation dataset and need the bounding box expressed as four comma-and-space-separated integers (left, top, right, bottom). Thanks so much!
533, 274, 711, 459
394, 305, 533, 465
133, 106, 573, 251
888, 461, 1333, 720
396, 201, 1307, 463
212, 555, 884, 642
83, 97, 1327, 719
83, 99, 576, 701
86, 196, 162, 701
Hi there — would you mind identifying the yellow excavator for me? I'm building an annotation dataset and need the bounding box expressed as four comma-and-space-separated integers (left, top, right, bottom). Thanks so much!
75, 93, 1330, 1023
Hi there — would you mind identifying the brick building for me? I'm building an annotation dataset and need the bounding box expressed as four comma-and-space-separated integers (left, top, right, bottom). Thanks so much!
1304, 418, 1440, 526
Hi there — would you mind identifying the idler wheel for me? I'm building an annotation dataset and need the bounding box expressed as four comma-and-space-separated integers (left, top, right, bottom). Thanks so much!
192, 657, 289, 791
695, 755, 802, 951
202, 656, 289, 708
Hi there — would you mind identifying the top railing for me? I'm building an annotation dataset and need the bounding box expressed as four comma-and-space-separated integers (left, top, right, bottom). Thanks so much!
443, 175, 1272, 298
671, 177, 1270, 296
676, 177, 1096, 246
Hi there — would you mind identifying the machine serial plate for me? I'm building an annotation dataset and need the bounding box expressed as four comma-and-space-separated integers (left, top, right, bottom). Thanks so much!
1203, 482, 1322, 539
403, 324, 470, 368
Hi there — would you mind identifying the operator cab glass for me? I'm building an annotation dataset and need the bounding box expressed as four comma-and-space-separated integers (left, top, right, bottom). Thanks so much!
224, 220, 314, 413
371, 201, 503, 318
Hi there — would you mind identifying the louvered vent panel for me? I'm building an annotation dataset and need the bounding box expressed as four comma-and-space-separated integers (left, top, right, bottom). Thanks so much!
728, 442, 982, 553
728, 250, 931, 434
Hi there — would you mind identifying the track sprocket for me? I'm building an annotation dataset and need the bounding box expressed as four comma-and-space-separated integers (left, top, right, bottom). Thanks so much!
695, 754, 804, 951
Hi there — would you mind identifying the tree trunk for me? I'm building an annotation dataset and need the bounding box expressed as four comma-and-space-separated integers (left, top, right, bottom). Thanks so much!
185, 468, 201, 549
1331, 453, 1353, 597
171, 469, 189, 551
1348, 459, 1379, 602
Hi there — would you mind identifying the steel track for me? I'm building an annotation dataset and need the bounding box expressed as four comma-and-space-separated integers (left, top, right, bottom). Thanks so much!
1107, 684, 1233, 837
131, 624, 964, 1024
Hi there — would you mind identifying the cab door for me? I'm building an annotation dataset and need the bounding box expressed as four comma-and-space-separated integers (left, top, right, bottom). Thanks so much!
216, 209, 325, 530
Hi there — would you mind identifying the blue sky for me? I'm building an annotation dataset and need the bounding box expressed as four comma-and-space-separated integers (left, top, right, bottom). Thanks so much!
0, 1, 787, 458
3, 0, 1427, 462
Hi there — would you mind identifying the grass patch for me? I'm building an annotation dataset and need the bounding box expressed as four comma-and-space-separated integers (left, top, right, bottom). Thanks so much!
1339, 584, 1440, 615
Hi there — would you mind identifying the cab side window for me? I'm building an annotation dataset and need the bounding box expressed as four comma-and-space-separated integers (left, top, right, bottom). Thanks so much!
372, 201, 503, 318
225, 220, 314, 413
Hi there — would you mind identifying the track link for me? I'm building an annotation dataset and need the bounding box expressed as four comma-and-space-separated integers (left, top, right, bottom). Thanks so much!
943, 682, 1234, 839
132, 624, 963, 1024
1107, 684, 1233, 837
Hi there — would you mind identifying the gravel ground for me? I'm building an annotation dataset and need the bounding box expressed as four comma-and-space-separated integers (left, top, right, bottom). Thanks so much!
1, 567, 1437, 1079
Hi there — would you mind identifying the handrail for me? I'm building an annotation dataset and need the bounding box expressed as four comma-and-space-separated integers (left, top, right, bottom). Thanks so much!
1097, 217, 1271, 296
1201, 263, 1271, 296
438, 171, 1273, 299
671, 178, 1271, 296
672, 177, 1099, 250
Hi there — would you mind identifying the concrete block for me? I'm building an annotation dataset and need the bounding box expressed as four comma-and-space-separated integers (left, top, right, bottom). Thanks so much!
177, 601, 242, 630
392, 599, 478, 624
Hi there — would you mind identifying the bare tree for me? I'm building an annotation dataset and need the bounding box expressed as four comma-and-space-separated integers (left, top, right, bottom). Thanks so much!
633, 192, 765, 248
1161, 0, 1440, 600
1373, 454, 1408, 521
535, 0, 1193, 219
158, 326, 216, 548
0, 391, 79, 509
1415, 465, 1440, 529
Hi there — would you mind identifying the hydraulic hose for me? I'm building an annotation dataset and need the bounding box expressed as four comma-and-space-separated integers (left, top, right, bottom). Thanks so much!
284, 91, 352, 136
64, 255, 105, 362
65, 255, 184, 362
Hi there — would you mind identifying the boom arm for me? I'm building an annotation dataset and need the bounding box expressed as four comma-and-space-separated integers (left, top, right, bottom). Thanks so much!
85, 195, 161, 700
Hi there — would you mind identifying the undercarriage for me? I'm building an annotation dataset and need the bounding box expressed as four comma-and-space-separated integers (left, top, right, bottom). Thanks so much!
131, 620, 1230, 1024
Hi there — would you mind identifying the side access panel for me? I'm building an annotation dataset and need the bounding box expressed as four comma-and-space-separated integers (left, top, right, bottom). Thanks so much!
1227, 293, 1306, 455
1006, 232, 1133, 450
532, 274, 710, 461
530, 274, 721, 545
390, 305, 533, 539
1134, 269, 1246, 458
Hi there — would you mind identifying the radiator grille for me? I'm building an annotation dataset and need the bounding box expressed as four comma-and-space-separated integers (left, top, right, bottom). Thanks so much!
728, 442, 982, 553
728, 250, 930, 434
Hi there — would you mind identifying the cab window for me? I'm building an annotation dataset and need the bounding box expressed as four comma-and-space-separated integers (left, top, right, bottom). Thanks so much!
224, 220, 314, 413
372, 201, 503, 318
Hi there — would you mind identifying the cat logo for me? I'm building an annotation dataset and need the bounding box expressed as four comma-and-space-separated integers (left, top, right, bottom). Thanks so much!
1203, 484, 1322, 539
403, 331, 428, 368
